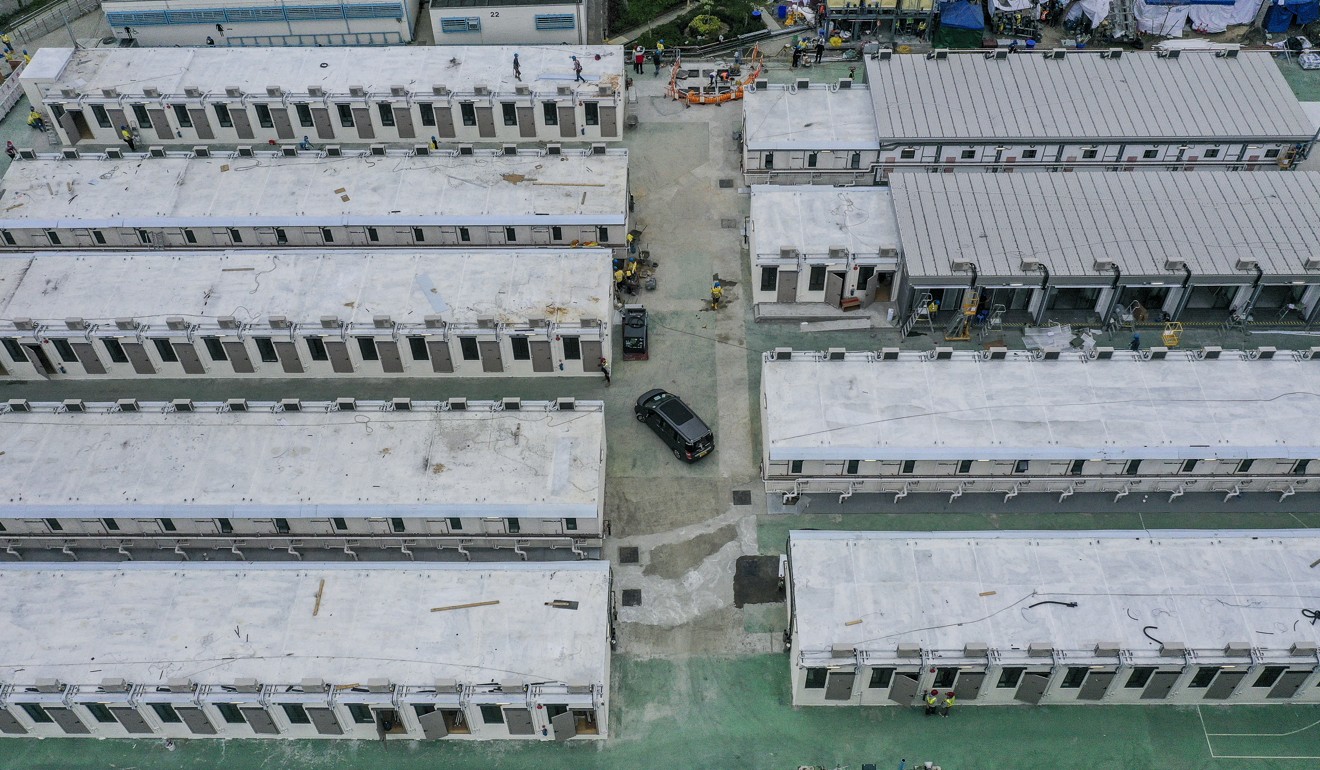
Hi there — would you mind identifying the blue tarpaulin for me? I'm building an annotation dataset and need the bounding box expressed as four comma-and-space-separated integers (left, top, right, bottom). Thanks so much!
1265, 0, 1320, 31
938, 0, 986, 29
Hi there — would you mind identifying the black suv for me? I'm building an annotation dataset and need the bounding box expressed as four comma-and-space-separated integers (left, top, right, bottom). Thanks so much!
634, 389, 715, 462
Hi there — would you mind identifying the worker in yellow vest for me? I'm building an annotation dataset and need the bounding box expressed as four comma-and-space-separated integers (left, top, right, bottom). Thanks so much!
710, 280, 723, 310
923, 689, 938, 716
940, 691, 956, 717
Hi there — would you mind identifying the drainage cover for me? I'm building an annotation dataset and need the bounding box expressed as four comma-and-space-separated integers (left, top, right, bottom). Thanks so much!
618, 546, 640, 564
621, 589, 642, 607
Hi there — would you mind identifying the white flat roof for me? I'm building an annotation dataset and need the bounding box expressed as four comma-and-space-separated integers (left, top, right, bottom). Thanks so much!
0, 561, 609, 686
749, 185, 896, 258
864, 51, 1312, 142
742, 86, 879, 150
0, 152, 629, 229
789, 530, 1320, 661
0, 249, 611, 330
0, 404, 604, 518
25, 45, 624, 99
762, 353, 1320, 461
889, 172, 1320, 280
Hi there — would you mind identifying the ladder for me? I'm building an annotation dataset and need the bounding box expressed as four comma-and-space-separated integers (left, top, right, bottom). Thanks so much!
944, 291, 980, 341
900, 292, 935, 337
979, 303, 1006, 341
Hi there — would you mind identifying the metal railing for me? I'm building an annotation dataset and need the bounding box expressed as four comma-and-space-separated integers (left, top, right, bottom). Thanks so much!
11, 0, 101, 48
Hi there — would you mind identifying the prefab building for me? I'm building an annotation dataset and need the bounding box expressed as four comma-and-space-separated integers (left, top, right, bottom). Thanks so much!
0, 249, 611, 380
887, 171, 1320, 328
0, 560, 610, 739
741, 84, 879, 185
0, 149, 630, 251
102, 0, 421, 47
431, 0, 586, 45
0, 398, 605, 555
21, 45, 624, 148
748, 185, 900, 311
761, 349, 1320, 501
787, 530, 1320, 707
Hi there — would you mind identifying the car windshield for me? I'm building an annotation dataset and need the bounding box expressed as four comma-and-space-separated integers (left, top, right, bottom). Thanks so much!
658, 399, 695, 424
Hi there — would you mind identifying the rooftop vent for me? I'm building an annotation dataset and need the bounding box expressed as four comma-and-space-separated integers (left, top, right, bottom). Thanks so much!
390, 85, 407, 97
473, 85, 490, 96
265, 86, 282, 97
308, 86, 325, 97
226, 87, 243, 99
1101, 48, 1123, 59
184, 87, 202, 98
927, 49, 949, 60
143, 87, 160, 98
1158, 49, 1181, 59
348, 85, 365, 97
1044, 48, 1066, 60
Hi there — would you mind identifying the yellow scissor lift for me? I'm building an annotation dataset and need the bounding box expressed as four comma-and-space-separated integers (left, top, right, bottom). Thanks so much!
1162, 322, 1183, 347
944, 291, 981, 341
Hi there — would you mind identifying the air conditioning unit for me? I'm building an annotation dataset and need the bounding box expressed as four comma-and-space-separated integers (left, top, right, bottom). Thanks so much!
226, 398, 248, 412
226, 86, 243, 98
149, 146, 166, 157
281, 398, 302, 412
6, 398, 30, 412
102, 88, 119, 98
592, 143, 606, 155
65, 317, 87, 330
1045, 48, 1066, 60
268, 316, 290, 329
281, 146, 298, 157
987, 347, 1008, 360
934, 347, 954, 360
143, 87, 160, 98
100, 678, 129, 693
308, 86, 325, 97
503, 397, 522, 411
325, 145, 342, 157
62, 399, 85, 413
597, 84, 614, 96
392, 397, 412, 411
166, 317, 188, 331
557, 397, 576, 411
1256, 346, 1277, 360
448, 397, 468, 411
424, 315, 444, 329
167, 678, 195, 693
184, 87, 202, 98
373, 315, 392, 328
838, 78, 853, 89
1101, 48, 1123, 59
60, 87, 78, 99
336, 397, 356, 412
320, 316, 340, 328
18, 148, 36, 160
236, 146, 254, 157
61, 149, 79, 160
105, 148, 123, 159
557, 86, 573, 96
265, 86, 282, 97
115, 318, 138, 330
301, 678, 326, 692
349, 85, 365, 97
218, 316, 239, 329
773, 347, 792, 360
502, 144, 517, 156
12, 318, 34, 330
515, 84, 530, 96
827, 247, 847, 260
367, 679, 393, 693
414, 144, 430, 156
390, 85, 407, 97
432, 85, 449, 96
874, 49, 893, 61
928, 49, 949, 60
172, 398, 194, 412
986, 49, 1008, 60
370, 144, 386, 156
827, 348, 846, 361
546, 143, 562, 155
473, 85, 490, 96
459, 144, 474, 155
1216, 48, 1240, 58
231, 678, 260, 693
1200, 346, 1222, 360
794, 78, 810, 89
1158, 49, 1181, 59
193, 146, 211, 158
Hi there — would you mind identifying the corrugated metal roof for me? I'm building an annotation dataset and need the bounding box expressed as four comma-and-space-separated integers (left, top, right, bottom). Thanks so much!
889, 171, 1320, 280
865, 51, 1314, 142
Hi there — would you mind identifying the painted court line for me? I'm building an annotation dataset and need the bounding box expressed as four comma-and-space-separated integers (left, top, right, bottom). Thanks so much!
1197, 706, 1320, 760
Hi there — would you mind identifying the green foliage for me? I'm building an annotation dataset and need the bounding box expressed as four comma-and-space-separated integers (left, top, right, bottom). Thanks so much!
687, 13, 724, 36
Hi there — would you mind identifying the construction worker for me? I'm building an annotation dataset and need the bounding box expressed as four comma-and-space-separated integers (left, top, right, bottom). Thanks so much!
1, 33, 12, 53
120, 125, 135, 151
940, 691, 956, 717
926, 299, 939, 316
626, 231, 636, 254
710, 281, 723, 309
923, 689, 938, 716
27, 109, 45, 132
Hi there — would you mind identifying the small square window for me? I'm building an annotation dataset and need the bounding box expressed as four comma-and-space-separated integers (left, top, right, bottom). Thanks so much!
172, 104, 193, 128
543, 101, 558, 125
960, 149, 975, 159
347, 703, 374, 724
103, 338, 129, 364
460, 103, 476, 126
1022, 148, 1038, 159
53, 338, 78, 363
562, 336, 581, 360
1082, 149, 1098, 159
459, 337, 480, 360
307, 337, 329, 361
295, 103, 314, 127
1142, 149, 1158, 159
1265, 148, 1281, 159
502, 102, 517, 126
254, 337, 278, 363
479, 705, 504, 724
511, 336, 531, 360
419, 103, 436, 127
900, 148, 916, 160
280, 703, 311, 724
805, 668, 828, 689
585, 102, 599, 126
1204, 148, 1220, 159
336, 103, 354, 127
214, 104, 233, 128
153, 338, 179, 363
378, 103, 395, 127
357, 337, 379, 361
408, 336, 429, 360
203, 337, 227, 361
255, 104, 273, 128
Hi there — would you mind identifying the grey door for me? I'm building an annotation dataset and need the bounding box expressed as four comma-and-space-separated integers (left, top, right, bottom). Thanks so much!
173, 342, 205, 374
0, 707, 26, 734
551, 711, 576, 741
271, 108, 294, 139
1268, 670, 1310, 699
107, 108, 128, 134
558, 105, 576, 138
478, 340, 504, 373
123, 342, 156, 374
274, 341, 304, 373
777, 269, 799, 303
307, 707, 342, 735
111, 706, 153, 734
59, 111, 82, 144
475, 106, 495, 137
1140, 671, 1180, 700
240, 706, 279, 734
177, 706, 216, 735
516, 106, 536, 138
825, 271, 845, 308
824, 671, 855, 701
148, 109, 171, 141
188, 108, 214, 139
953, 671, 985, 701
599, 106, 618, 138
221, 341, 255, 373
394, 107, 415, 139
1205, 670, 1246, 700
325, 341, 354, 373
504, 707, 535, 735
580, 339, 602, 372
530, 340, 554, 372
435, 108, 456, 138
888, 672, 919, 704
1076, 670, 1115, 701
311, 107, 335, 139
417, 708, 447, 739
70, 342, 106, 374
353, 108, 374, 139
378, 340, 404, 373
48, 707, 90, 735
1014, 672, 1049, 705
426, 340, 454, 373
230, 109, 254, 139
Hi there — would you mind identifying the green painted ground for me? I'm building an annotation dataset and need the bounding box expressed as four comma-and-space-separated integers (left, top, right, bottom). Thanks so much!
7, 656, 1320, 770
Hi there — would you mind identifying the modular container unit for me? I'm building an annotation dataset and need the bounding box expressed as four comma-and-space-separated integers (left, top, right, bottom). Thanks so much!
741, 83, 880, 185
430, 0, 586, 46
0, 398, 605, 558
0, 148, 630, 251
0, 560, 610, 739
0, 249, 611, 380
887, 171, 1320, 328
102, 0, 421, 47
747, 185, 900, 313
761, 349, 1320, 502
22, 45, 624, 147
787, 530, 1320, 707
